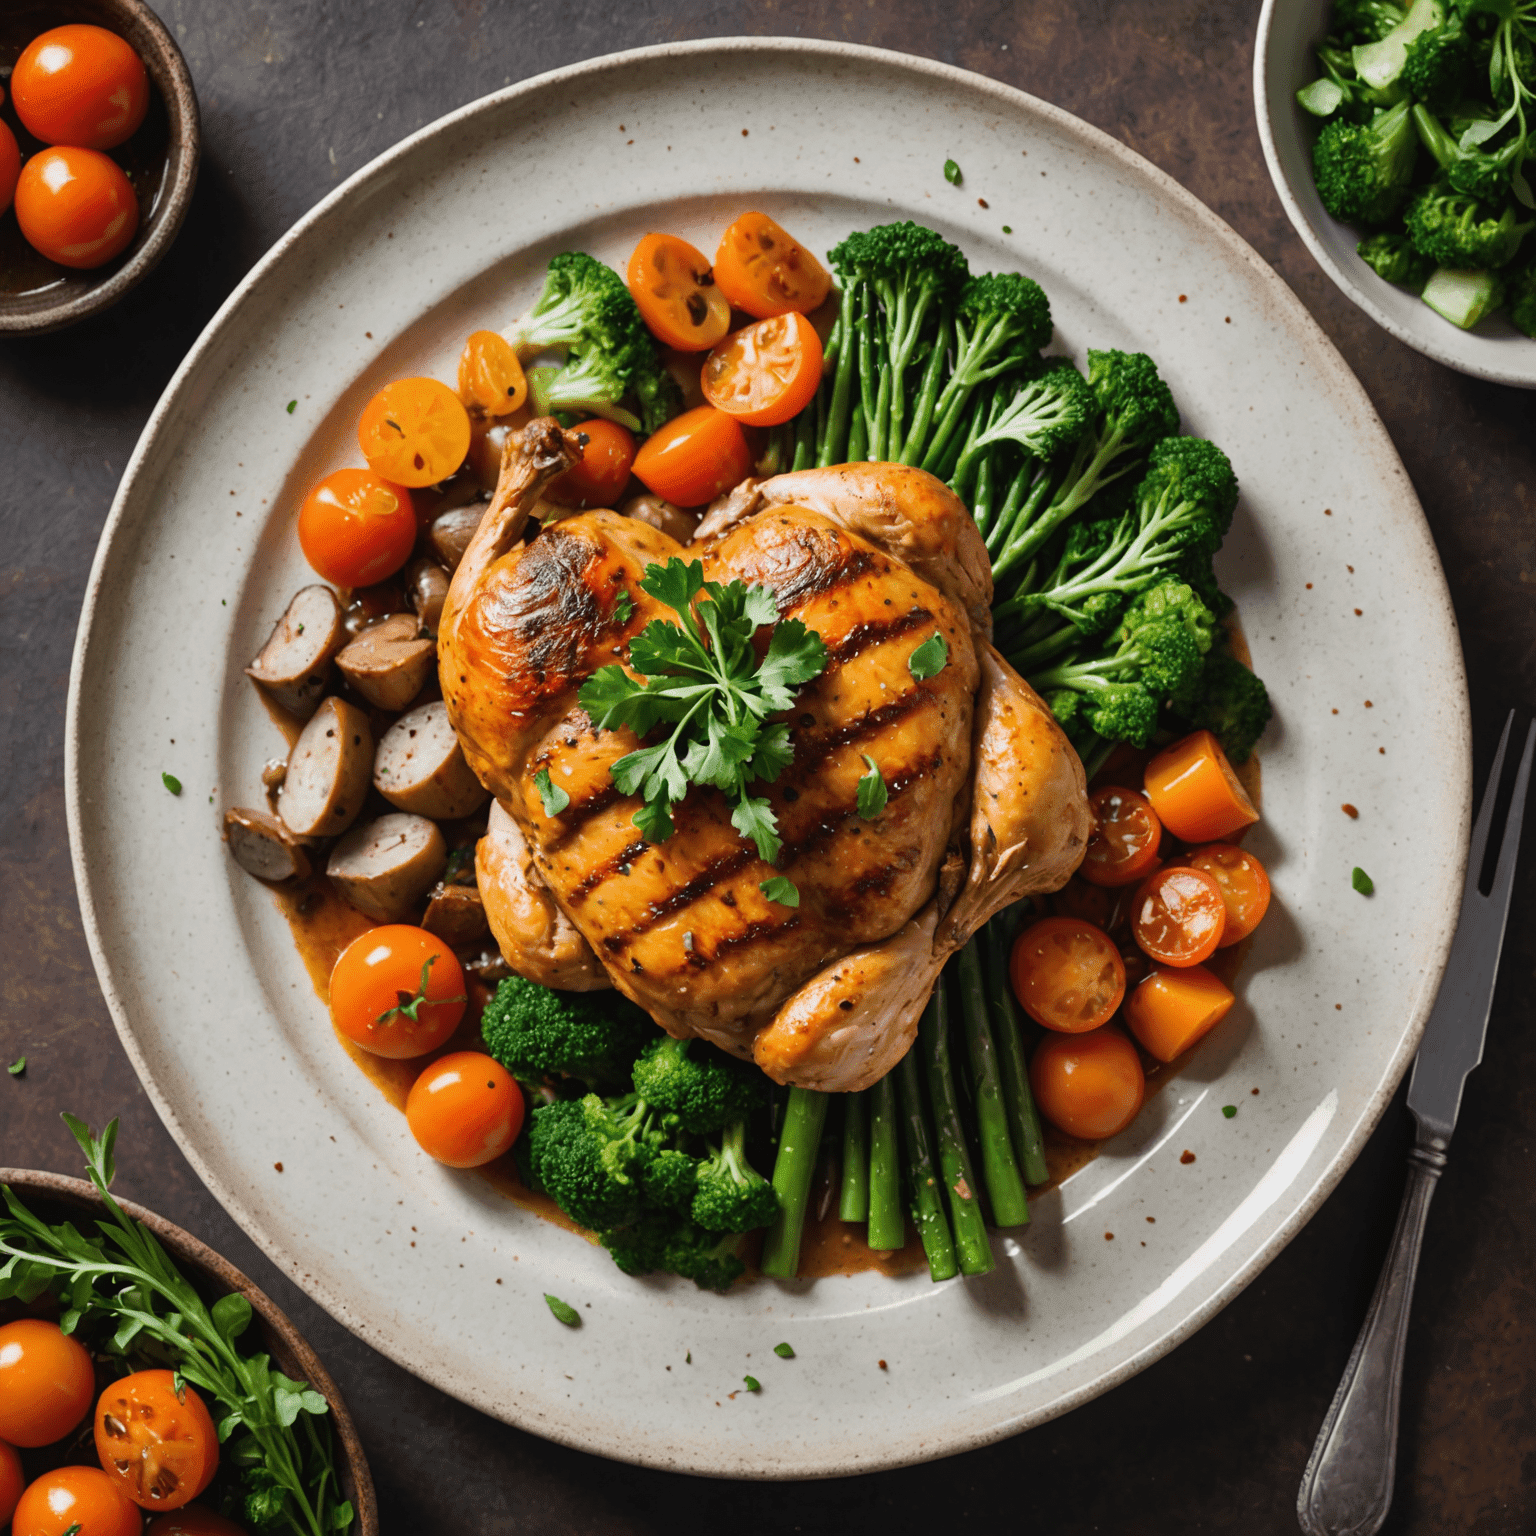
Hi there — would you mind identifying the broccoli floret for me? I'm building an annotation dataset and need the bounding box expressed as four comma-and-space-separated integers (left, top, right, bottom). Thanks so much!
1313, 99, 1419, 224
630, 1036, 764, 1135
527, 1095, 650, 1231
480, 975, 656, 1089
529, 353, 645, 433
1358, 229, 1436, 287
690, 1120, 779, 1233
599, 1210, 746, 1290
1507, 253, 1536, 335
1331, 0, 1407, 45
504, 252, 634, 359
1412, 104, 1526, 204
1170, 648, 1274, 764
952, 358, 1095, 490
1405, 182, 1533, 267
641, 1148, 699, 1212
1403, 15, 1475, 106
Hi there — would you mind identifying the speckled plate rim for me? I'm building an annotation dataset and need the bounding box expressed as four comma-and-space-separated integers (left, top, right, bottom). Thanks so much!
65, 37, 1471, 1476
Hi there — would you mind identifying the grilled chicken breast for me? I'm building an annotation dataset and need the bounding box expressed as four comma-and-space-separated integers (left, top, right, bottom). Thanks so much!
441, 419, 1089, 1090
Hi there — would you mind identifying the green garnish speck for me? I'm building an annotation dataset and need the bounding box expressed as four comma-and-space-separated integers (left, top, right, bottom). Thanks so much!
162, 772, 182, 795
1352, 867, 1375, 895
943, 159, 962, 185
7, 1057, 25, 1076
1222, 1105, 1237, 1119
743, 1374, 761, 1392
908, 632, 949, 681
773, 1342, 795, 1358
286, 400, 297, 414
760, 876, 800, 908
535, 768, 571, 817
544, 1294, 581, 1327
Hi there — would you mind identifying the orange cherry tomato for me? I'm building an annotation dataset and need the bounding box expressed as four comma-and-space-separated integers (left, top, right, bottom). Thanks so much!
1131, 864, 1226, 967
0, 1319, 96, 1447
1184, 843, 1271, 946
1081, 785, 1163, 888
457, 330, 527, 419
12, 25, 149, 150
701, 311, 823, 427
14, 147, 139, 270
357, 377, 472, 489
296, 467, 416, 587
1144, 729, 1258, 843
1, 1439, 24, 1527
1030, 1026, 1146, 1140
146, 1507, 246, 1536
11, 1465, 142, 1536
330, 925, 467, 1059
626, 232, 731, 352
1010, 916, 1126, 1033
631, 404, 753, 507
551, 417, 637, 507
713, 211, 832, 319
406, 1051, 524, 1168
94, 1372, 217, 1513
0, 122, 20, 218
1124, 963, 1236, 1063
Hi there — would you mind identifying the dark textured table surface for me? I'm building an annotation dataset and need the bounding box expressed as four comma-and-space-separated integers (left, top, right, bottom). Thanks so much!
3, 3, 1534, 1531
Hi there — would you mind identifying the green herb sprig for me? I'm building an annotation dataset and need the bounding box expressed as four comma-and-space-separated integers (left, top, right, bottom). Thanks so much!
579, 558, 828, 867
0, 1115, 353, 1536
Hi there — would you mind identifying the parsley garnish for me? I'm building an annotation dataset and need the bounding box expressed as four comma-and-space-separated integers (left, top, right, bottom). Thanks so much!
545, 1294, 581, 1327
856, 755, 888, 820
1351, 866, 1375, 896
1222, 1105, 1237, 1119
285, 400, 297, 414
743, 1374, 761, 1392
773, 1342, 795, 1358
161, 772, 182, 795
7, 1057, 24, 1076
534, 767, 570, 816
579, 558, 827, 863
613, 588, 634, 626
760, 876, 800, 908
907, 632, 949, 681
944, 158, 962, 185
63, 1526, 82, 1536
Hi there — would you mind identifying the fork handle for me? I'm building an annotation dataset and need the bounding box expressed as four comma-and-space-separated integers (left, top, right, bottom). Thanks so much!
1295, 1143, 1446, 1536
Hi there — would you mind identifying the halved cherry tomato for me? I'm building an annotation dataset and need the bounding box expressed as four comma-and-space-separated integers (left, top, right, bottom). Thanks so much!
358, 378, 472, 488
146, 1507, 246, 1536
701, 312, 823, 427
1081, 785, 1162, 888
1124, 963, 1235, 1062
457, 330, 527, 419
297, 468, 416, 587
12, 25, 149, 150
14, 147, 139, 269
330, 926, 466, 1059
714, 211, 832, 319
1144, 729, 1258, 843
0, 123, 20, 218
626, 232, 731, 352
551, 417, 636, 507
1030, 1026, 1146, 1140
1184, 843, 1271, 946
11, 1465, 141, 1536
631, 404, 753, 506
406, 1052, 524, 1168
95, 1372, 217, 1512
0, 1319, 96, 1447
1, 1440, 24, 1527
1010, 916, 1126, 1033
1131, 865, 1226, 967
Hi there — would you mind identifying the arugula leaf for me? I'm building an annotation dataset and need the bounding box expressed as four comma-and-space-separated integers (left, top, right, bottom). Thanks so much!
908, 632, 949, 680
545, 1293, 581, 1327
534, 768, 570, 816
856, 755, 888, 820
760, 875, 800, 908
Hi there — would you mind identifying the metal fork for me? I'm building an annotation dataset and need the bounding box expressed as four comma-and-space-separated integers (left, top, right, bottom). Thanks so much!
1296, 710, 1535, 1536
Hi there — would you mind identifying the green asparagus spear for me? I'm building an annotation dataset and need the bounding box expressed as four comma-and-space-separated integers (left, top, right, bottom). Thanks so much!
839, 1091, 870, 1223
956, 938, 1030, 1226
867, 1071, 904, 1252
984, 917, 1050, 1186
760, 1088, 830, 1279
895, 1049, 957, 1281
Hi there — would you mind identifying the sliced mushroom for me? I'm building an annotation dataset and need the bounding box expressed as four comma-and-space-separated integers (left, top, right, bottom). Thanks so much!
373, 700, 488, 820
223, 807, 311, 883
421, 882, 490, 947
246, 586, 346, 718
336, 614, 435, 712
405, 557, 451, 634
277, 697, 373, 838
621, 493, 700, 545
430, 501, 488, 573
327, 813, 447, 923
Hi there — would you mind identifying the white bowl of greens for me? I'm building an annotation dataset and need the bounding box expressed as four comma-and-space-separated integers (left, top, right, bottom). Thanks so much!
1255, 0, 1536, 387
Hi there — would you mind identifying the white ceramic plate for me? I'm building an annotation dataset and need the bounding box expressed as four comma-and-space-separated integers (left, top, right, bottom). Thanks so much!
1255, 0, 1536, 389
69, 40, 1470, 1476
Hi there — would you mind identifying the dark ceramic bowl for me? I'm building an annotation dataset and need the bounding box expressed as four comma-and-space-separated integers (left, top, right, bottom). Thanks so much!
0, 0, 199, 334
0, 1168, 379, 1535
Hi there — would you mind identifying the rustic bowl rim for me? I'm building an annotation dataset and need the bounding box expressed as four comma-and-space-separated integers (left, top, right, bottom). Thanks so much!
0, 0, 201, 336
0, 1166, 379, 1535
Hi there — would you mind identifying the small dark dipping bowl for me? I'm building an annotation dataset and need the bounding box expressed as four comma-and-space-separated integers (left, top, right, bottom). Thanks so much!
0, 0, 199, 334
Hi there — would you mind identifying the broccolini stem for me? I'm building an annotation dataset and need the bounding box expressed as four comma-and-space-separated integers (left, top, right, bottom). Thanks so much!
899, 313, 954, 466
1007, 619, 1081, 676
791, 395, 817, 471
956, 938, 1030, 1226
818, 282, 859, 467
984, 919, 1049, 1186
760, 1087, 830, 1278
867, 1071, 904, 1251
856, 286, 880, 458
847, 399, 869, 463
919, 986, 995, 1276
986, 463, 1054, 561
946, 387, 992, 501
869, 352, 894, 463
838, 1091, 870, 1222
895, 1047, 958, 1281
971, 447, 998, 538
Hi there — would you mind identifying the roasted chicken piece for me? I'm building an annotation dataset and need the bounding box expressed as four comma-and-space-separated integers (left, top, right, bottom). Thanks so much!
440, 419, 1090, 1091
